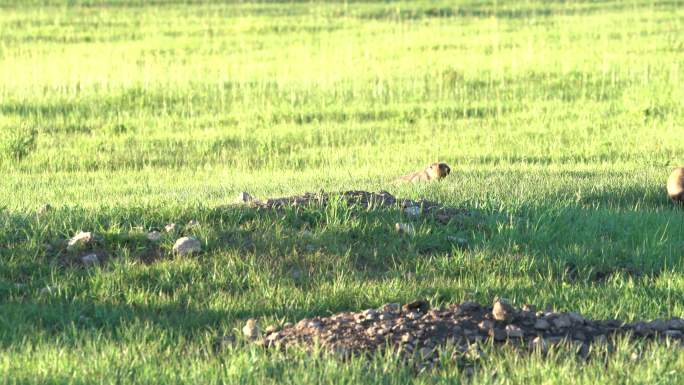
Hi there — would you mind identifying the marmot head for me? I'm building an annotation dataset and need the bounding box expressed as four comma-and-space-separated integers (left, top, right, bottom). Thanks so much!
426, 162, 451, 179
667, 167, 684, 203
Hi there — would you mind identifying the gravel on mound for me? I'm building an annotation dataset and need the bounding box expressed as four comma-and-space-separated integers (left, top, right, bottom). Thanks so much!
259, 300, 684, 364
241, 190, 470, 224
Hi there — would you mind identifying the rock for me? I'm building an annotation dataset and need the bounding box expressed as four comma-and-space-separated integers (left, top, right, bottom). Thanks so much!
404, 206, 421, 216
522, 304, 536, 312
81, 253, 99, 266
401, 333, 413, 343
505, 324, 524, 338
665, 330, 683, 338
478, 320, 494, 331
146, 231, 162, 241
489, 328, 507, 341
283, 322, 293, 329
647, 320, 668, 332
395, 222, 415, 235
419, 347, 434, 360
187, 219, 199, 227
164, 223, 177, 233
668, 319, 684, 330
552, 314, 572, 329
492, 298, 514, 322
172, 236, 201, 256
403, 299, 430, 314
362, 309, 379, 321
568, 312, 585, 325
381, 303, 401, 314
37, 204, 52, 216
265, 325, 279, 335
243, 319, 259, 340
534, 318, 550, 330
67, 231, 94, 251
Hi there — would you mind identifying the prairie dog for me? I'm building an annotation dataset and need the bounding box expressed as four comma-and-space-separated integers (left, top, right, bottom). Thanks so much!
667, 167, 684, 202
397, 162, 451, 183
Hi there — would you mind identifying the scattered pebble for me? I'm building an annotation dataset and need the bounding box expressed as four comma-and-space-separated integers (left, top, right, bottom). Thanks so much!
146, 231, 162, 241
187, 219, 199, 227
243, 319, 259, 340
172, 236, 201, 256
258, 299, 684, 366
164, 223, 177, 233
67, 231, 94, 251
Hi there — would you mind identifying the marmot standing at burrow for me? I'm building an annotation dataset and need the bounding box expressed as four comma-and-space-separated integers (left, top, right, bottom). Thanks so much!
667, 167, 684, 203
397, 162, 451, 183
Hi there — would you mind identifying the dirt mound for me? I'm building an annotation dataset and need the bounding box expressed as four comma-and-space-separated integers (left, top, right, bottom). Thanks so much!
260, 300, 684, 366
244, 190, 470, 224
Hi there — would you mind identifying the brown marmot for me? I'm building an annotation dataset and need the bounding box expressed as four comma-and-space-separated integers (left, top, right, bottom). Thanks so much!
397, 162, 451, 183
667, 167, 684, 202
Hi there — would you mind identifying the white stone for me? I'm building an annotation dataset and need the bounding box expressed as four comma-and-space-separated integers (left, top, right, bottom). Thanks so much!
243, 319, 259, 339
172, 236, 201, 256
164, 223, 177, 233
67, 231, 94, 251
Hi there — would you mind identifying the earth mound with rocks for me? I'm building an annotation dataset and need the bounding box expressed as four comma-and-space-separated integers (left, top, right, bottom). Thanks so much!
259, 299, 684, 365
238, 190, 471, 224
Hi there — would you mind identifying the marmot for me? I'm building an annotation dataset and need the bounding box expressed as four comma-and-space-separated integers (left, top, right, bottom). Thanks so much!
667, 167, 684, 203
397, 162, 451, 183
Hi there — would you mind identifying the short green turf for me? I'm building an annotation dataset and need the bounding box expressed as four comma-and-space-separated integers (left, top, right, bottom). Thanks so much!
1, 1, 684, 384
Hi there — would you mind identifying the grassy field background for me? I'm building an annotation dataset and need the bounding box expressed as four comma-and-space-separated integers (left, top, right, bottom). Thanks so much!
1, 0, 684, 383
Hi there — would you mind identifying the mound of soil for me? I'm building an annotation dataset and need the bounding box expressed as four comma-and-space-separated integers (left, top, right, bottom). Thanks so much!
245, 190, 470, 224
261, 300, 684, 365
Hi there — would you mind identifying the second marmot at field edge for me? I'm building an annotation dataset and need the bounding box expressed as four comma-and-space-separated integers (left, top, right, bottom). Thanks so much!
397, 162, 451, 183
667, 167, 684, 203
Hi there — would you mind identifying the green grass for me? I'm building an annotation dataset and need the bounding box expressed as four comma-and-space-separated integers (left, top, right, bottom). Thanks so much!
1, 0, 684, 383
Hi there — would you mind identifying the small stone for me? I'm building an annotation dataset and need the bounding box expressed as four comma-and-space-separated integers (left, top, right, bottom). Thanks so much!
419, 347, 434, 360
492, 298, 514, 322
172, 236, 201, 256
67, 231, 94, 251
283, 322, 293, 329
552, 314, 572, 329
534, 319, 550, 330
647, 320, 668, 332
668, 319, 684, 330
665, 330, 683, 338
459, 301, 481, 311
489, 328, 507, 341
401, 333, 413, 343
362, 309, 379, 320
403, 299, 430, 314
164, 223, 177, 233
81, 253, 99, 266
568, 312, 585, 325
381, 303, 401, 314
265, 325, 278, 335
395, 222, 415, 235
505, 324, 523, 338
478, 320, 494, 331
237, 192, 253, 203
242, 319, 259, 340
146, 231, 162, 241
522, 304, 536, 312
404, 206, 421, 216
187, 219, 199, 227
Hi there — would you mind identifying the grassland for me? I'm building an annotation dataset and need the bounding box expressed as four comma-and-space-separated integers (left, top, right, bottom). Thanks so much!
1, 0, 684, 383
